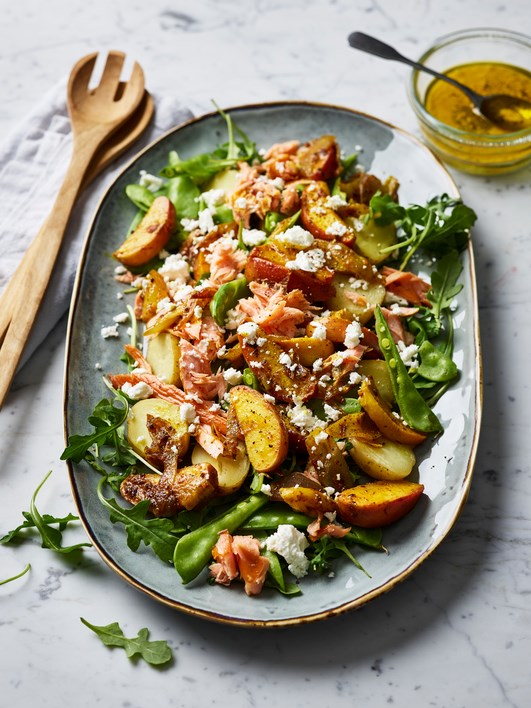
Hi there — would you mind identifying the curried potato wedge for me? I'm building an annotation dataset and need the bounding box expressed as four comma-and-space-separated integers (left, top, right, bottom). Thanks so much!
336, 480, 424, 527
317, 239, 377, 282
279, 486, 337, 517
127, 398, 190, 458
326, 412, 382, 444
191, 442, 250, 495
356, 360, 394, 404
141, 270, 170, 322
114, 196, 175, 266
230, 386, 289, 473
145, 332, 182, 387
344, 215, 398, 265
206, 167, 240, 198
268, 335, 335, 367
301, 193, 355, 246
326, 273, 386, 324
306, 428, 352, 490
358, 378, 427, 446
297, 136, 340, 181
349, 436, 416, 481
306, 312, 352, 343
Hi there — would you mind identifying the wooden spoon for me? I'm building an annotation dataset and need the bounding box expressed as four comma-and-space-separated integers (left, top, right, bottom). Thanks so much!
348, 32, 531, 131
0, 51, 146, 408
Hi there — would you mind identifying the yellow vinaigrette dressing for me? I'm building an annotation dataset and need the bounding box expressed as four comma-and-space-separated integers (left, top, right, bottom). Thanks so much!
425, 61, 531, 134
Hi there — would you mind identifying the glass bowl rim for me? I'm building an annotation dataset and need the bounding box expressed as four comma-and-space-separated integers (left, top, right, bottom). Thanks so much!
408, 27, 531, 143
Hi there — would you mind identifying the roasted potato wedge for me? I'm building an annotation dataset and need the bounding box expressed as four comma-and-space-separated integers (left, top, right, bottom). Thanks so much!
345, 215, 398, 265
326, 412, 382, 444
145, 332, 181, 387
306, 428, 352, 490
127, 398, 190, 458
279, 486, 337, 517
141, 270, 170, 322
301, 193, 355, 245
349, 436, 416, 481
356, 360, 394, 404
114, 196, 175, 266
306, 313, 352, 343
336, 481, 424, 527
207, 167, 240, 198
191, 442, 250, 495
327, 273, 386, 324
358, 378, 427, 446
297, 136, 340, 181
230, 386, 289, 473
269, 335, 335, 367
317, 239, 376, 282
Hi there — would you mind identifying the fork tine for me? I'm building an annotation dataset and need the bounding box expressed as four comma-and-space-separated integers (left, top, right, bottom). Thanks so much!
67, 52, 99, 98
97, 50, 126, 100
119, 62, 146, 108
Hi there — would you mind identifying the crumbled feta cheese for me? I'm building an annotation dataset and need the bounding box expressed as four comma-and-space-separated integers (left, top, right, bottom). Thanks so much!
114, 265, 127, 275
116, 292, 124, 300
272, 177, 285, 189
223, 367, 243, 386
286, 248, 326, 273
325, 194, 347, 209
237, 321, 259, 344
314, 430, 329, 444
325, 221, 348, 237
194, 306, 203, 319
279, 352, 292, 368
121, 381, 153, 400
200, 188, 225, 210
256, 337, 267, 347
397, 340, 420, 369
234, 196, 248, 209
344, 321, 363, 349
276, 225, 315, 249
158, 253, 189, 284
324, 510, 337, 522
312, 357, 323, 372
180, 217, 199, 232
101, 324, 119, 339
323, 404, 341, 422
311, 322, 327, 340
287, 401, 322, 432
242, 228, 267, 247
138, 170, 164, 192
263, 394, 276, 404
113, 312, 130, 324
179, 403, 197, 423
265, 524, 309, 578
260, 483, 272, 496
348, 371, 362, 385
225, 307, 246, 330
198, 208, 216, 234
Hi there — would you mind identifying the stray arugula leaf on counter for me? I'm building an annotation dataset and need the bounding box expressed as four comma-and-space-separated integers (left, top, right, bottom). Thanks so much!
0, 471, 90, 554
97, 478, 181, 563
0, 563, 31, 586
80, 618, 173, 666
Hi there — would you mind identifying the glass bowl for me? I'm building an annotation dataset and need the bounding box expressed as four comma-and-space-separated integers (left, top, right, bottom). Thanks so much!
408, 28, 531, 175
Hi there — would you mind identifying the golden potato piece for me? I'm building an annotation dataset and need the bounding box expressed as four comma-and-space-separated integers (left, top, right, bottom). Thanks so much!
336, 481, 424, 527
349, 436, 416, 481
344, 215, 397, 265
297, 136, 340, 181
357, 360, 394, 404
141, 270, 170, 322
145, 332, 181, 387
114, 196, 175, 267
306, 428, 352, 490
269, 335, 335, 367
326, 412, 382, 444
358, 378, 427, 446
279, 486, 336, 517
191, 442, 250, 496
306, 313, 352, 343
327, 273, 386, 324
127, 398, 190, 458
230, 386, 289, 473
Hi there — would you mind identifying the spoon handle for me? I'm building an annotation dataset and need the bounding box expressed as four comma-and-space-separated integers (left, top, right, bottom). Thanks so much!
347, 31, 480, 106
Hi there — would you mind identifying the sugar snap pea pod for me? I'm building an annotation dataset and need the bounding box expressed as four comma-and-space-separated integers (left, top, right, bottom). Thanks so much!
210, 277, 250, 327
417, 340, 458, 382
173, 494, 268, 584
240, 506, 384, 550
125, 184, 155, 212
374, 306, 442, 433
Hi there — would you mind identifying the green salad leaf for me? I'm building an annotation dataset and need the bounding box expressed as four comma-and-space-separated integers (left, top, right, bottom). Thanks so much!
0, 563, 31, 586
80, 618, 173, 666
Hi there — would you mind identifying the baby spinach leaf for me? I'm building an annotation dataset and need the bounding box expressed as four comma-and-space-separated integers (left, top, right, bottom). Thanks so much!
125, 184, 155, 212
0, 563, 31, 586
97, 479, 179, 563
80, 618, 172, 666
210, 277, 250, 326
167, 175, 200, 219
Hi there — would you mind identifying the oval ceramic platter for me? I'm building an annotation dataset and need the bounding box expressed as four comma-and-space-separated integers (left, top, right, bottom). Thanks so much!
64, 102, 482, 627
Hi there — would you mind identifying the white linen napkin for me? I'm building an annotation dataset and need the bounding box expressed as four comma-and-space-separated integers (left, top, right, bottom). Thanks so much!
0, 78, 193, 369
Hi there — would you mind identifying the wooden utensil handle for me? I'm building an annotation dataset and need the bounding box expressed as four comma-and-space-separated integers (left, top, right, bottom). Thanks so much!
0, 138, 101, 407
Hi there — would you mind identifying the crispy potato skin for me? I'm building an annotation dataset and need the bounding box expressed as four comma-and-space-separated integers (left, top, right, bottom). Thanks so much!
305, 428, 352, 490
141, 269, 170, 322
297, 136, 340, 181
269, 335, 335, 367
279, 486, 337, 517
230, 386, 289, 473
114, 196, 175, 266
336, 481, 424, 527
348, 437, 416, 481
191, 442, 250, 495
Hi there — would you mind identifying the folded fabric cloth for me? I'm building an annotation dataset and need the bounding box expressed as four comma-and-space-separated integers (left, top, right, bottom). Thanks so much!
0, 78, 193, 369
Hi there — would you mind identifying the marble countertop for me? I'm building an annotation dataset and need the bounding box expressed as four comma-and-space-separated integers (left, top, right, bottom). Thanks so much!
1, 1, 530, 706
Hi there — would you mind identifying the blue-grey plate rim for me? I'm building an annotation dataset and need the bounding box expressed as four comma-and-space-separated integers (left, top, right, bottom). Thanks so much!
63, 100, 482, 627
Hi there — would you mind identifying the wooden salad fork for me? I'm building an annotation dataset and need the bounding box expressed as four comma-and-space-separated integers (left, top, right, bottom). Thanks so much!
0, 51, 146, 409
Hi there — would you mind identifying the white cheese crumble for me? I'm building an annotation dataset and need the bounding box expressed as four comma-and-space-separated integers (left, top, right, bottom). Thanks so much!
263, 394, 276, 404
138, 170, 164, 192
242, 228, 267, 247
116, 292, 124, 300
223, 367, 243, 386
348, 371, 362, 385
325, 220, 348, 237
260, 483, 272, 496
276, 225, 315, 249
323, 404, 342, 422
265, 524, 309, 578
198, 208, 216, 234
200, 188, 225, 210
237, 321, 259, 345
311, 322, 327, 340
344, 321, 363, 349
325, 194, 347, 209
287, 401, 322, 432
314, 430, 329, 444
113, 312, 130, 324
234, 196, 248, 209
121, 381, 153, 400
397, 341, 420, 370
225, 307, 246, 330
179, 403, 197, 423
286, 248, 325, 273
158, 253, 189, 284
114, 265, 127, 275
101, 324, 119, 339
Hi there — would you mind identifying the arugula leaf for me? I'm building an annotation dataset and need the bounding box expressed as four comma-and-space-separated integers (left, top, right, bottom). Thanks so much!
368, 192, 405, 227
0, 563, 31, 586
80, 618, 172, 666
0, 471, 90, 554
97, 478, 179, 563
61, 389, 131, 464
427, 251, 463, 323
307, 536, 369, 577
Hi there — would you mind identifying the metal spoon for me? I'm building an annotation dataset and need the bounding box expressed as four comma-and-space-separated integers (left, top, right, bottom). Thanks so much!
348, 31, 531, 132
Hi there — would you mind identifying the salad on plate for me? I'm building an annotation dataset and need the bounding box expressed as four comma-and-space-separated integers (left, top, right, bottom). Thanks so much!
63, 109, 476, 597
